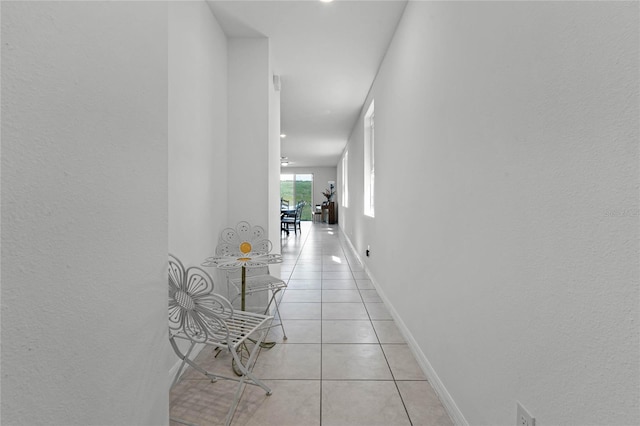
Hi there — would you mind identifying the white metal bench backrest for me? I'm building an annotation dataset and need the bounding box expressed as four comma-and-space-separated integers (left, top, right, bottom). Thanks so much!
168, 254, 234, 344
168, 254, 274, 426
216, 221, 272, 257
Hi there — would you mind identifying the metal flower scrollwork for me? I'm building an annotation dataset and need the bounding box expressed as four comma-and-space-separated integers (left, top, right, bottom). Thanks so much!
168, 255, 234, 343
202, 221, 283, 269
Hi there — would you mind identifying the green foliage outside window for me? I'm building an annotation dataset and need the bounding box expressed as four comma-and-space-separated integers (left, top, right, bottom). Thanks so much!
280, 180, 312, 221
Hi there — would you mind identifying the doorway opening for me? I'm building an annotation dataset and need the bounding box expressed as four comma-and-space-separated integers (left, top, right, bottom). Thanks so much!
280, 173, 313, 221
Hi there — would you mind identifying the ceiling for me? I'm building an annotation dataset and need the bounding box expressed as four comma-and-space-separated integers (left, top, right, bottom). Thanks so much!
207, 0, 408, 168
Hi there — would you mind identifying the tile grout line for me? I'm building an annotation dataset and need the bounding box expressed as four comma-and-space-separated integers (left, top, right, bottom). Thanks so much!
318, 227, 324, 426
281, 223, 417, 425
289, 223, 323, 425
337, 224, 416, 426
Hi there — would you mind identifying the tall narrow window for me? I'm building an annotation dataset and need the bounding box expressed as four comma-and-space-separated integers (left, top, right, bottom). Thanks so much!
341, 151, 349, 207
364, 101, 375, 217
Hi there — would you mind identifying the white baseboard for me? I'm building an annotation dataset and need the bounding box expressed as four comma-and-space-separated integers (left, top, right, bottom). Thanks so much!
342, 233, 468, 426
377, 288, 469, 426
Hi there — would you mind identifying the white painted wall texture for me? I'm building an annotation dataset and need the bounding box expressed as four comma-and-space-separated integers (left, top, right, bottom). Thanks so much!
268, 49, 283, 253
1, 2, 170, 425
169, 1, 228, 270
227, 38, 271, 229
339, 1, 639, 425
169, 8, 281, 300
226, 38, 282, 308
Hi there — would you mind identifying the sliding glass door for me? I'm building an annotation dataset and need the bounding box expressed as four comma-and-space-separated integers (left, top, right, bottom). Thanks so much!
280, 173, 313, 221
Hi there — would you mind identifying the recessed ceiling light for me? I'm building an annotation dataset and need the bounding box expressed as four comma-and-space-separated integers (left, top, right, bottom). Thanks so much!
320, 0, 334, 3
280, 134, 286, 138
281, 161, 289, 166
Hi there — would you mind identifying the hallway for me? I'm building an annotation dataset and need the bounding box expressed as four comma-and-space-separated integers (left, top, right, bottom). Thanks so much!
170, 221, 453, 425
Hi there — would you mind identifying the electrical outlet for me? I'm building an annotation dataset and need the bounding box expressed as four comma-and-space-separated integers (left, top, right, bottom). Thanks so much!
516, 402, 535, 426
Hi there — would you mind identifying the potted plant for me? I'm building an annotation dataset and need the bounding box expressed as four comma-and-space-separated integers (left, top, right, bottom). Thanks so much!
322, 184, 335, 202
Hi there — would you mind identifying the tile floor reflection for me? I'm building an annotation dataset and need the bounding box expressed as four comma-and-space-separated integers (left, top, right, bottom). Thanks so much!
170, 222, 453, 426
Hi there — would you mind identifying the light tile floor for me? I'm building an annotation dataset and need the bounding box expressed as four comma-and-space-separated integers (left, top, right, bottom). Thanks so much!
170, 221, 453, 426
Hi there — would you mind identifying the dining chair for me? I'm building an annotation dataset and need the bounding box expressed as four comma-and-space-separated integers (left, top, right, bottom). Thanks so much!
282, 201, 304, 234
281, 204, 299, 234
313, 204, 323, 223
294, 201, 304, 232
168, 254, 273, 426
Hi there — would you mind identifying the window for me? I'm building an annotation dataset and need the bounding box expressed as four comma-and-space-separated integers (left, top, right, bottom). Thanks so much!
341, 151, 349, 207
280, 173, 313, 221
364, 100, 375, 217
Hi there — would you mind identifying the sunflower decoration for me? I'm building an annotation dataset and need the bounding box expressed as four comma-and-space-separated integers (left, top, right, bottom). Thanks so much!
202, 221, 283, 269
168, 254, 233, 343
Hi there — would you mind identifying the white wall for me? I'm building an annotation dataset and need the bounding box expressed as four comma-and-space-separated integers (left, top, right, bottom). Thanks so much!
268, 57, 282, 252
1, 2, 170, 425
227, 38, 271, 230
169, 1, 228, 269
340, 1, 639, 425
226, 38, 282, 306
